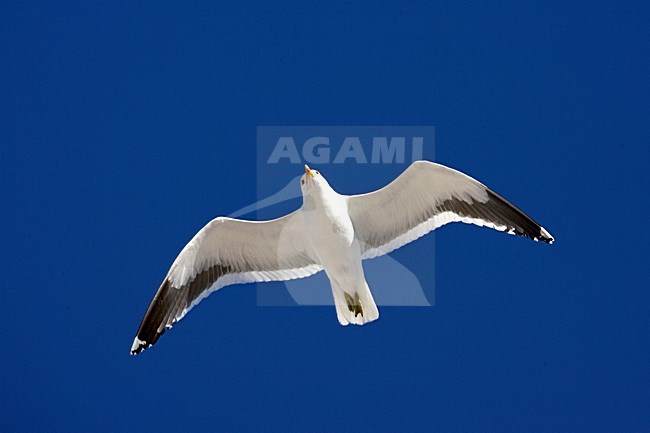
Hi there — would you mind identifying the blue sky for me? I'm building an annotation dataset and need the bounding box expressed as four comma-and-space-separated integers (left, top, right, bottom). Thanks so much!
1, 1, 649, 432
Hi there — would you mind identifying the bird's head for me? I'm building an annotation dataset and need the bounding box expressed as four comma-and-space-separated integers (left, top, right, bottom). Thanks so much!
300, 165, 329, 195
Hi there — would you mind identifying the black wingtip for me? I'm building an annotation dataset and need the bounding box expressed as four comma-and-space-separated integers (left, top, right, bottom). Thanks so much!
538, 226, 555, 244
130, 330, 165, 355
130, 337, 150, 355
483, 190, 554, 245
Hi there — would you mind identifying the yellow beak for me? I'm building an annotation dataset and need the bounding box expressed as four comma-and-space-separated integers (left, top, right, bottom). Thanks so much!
305, 164, 314, 177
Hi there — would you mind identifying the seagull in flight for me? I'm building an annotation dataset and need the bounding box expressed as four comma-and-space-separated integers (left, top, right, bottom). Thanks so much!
131, 161, 553, 354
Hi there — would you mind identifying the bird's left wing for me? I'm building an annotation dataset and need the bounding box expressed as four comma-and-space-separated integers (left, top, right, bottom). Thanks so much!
347, 161, 554, 259
131, 211, 320, 354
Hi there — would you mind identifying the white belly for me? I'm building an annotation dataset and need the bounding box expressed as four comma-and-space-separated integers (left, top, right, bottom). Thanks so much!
302, 194, 361, 278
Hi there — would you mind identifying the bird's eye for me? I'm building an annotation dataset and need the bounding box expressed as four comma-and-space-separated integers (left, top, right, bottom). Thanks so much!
301, 179, 305, 185
315, 171, 319, 175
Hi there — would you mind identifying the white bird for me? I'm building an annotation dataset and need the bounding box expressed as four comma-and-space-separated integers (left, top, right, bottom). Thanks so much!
131, 161, 553, 354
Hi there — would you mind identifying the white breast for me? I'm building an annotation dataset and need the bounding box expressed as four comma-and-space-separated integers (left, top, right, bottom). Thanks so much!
301, 187, 356, 268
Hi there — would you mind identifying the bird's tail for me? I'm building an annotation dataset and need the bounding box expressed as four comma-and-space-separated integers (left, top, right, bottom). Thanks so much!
332, 279, 379, 326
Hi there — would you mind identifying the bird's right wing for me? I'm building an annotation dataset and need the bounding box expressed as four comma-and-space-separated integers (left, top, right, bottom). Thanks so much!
347, 161, 554, 259
131, 211, 320, 354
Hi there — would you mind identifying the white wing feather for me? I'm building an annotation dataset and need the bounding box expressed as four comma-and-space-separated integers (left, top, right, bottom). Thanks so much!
347, 161, 553, 259
131, 211, 320, 354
